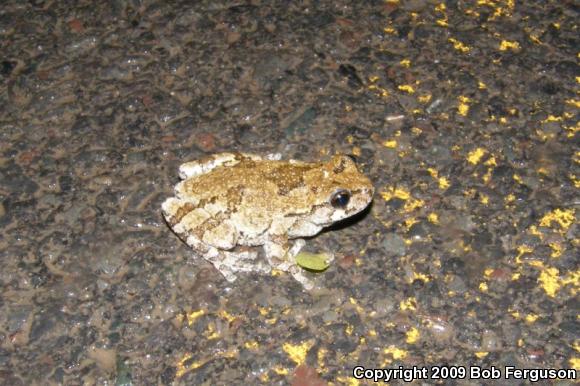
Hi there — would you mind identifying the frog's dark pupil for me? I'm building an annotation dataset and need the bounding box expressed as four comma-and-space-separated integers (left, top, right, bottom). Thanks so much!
331, 190, 351, 208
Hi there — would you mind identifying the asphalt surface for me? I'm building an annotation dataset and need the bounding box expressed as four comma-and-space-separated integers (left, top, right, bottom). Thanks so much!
0, 1, 578, 385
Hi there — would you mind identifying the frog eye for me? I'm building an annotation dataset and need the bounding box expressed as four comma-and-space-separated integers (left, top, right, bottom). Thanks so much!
330, 189, 351, 208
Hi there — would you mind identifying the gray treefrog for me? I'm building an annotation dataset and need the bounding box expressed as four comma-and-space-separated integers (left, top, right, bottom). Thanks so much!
162, 152, 374, 289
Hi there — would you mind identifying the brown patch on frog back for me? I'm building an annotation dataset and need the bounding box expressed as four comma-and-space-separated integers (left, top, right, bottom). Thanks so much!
266, 163, 319, 196
225, 185, 245, 212
167, 202, 197, 226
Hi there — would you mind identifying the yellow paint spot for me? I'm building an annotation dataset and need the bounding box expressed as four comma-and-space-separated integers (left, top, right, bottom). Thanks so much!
259, 372, 270, 382
478, 81, 487, 89
529, 33, 541, 44
561, 270, 580, 295
381, 187, 410, 201
538, 267, 561, 297
428, 212, 439, 224
398, 84, 415, 94
412, 271, 430, 283
400, 297, 417, 311
565, 99, 580, 108
448, 37, 471, 53
282, 340, 314, 365
186, 310, 205, 326
265, 317, 278, 325
539, 208, 575, 231
349, 297, 366, 314
205, 323, 219, 339
218, 310, 236, 323
504, 194, 515, 204
525, 313, 538, 323
404, 197, 425, 212
383, 139, 397, 148
175, 349, 238, 378
570, 357, 580, 370
384, 346, 408, 360
406, 327, 420, 344
499, 40, 520, 51
176, 353, 200, 378
317, 347, 327, 369
571, 174, 580, 188
513, 174, 522, 183
467, 147, 487, 164
549, 242, 563, 258
258, 307, 270, 316
272, 366, 289, 375
482, 168, 493, 183
475, 352, 489, 358
515, 244, 533, 264
479, 193, 489, 205
418, 94, 432, 103
245, 340, 259, 349
438, 177, 450, 189
404, 217, 418, 230
479, 282, 488, 292
542, 115, 563, 123
484, 155, 497, 167
381, 187, 425, 212
383, 26, 396, 34
457, 95, 471, 116
511, 272, 521, 280
400, 59, 411, 67
345, 324, 354, 335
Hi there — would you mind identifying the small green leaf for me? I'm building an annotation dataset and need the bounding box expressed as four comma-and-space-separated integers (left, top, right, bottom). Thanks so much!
295, 252, 331, 272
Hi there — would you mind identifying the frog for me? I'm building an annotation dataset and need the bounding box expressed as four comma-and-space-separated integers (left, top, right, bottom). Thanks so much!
161, 152, 374, 289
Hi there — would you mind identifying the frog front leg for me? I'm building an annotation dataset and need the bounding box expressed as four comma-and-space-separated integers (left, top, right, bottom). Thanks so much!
264, 236, 314, 290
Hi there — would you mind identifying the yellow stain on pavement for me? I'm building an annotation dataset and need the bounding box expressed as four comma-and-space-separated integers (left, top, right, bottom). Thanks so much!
499, 40, 520, 51
406, 327, 420, 344
539, 208, 575, 232
283, 340, 314, 365
467, 147, 486, 164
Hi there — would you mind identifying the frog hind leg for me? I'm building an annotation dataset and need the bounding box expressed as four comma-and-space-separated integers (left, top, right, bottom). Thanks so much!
206, 248, 270, 282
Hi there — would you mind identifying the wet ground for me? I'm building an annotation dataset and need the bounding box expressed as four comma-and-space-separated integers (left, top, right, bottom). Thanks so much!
1, 1, 578, 385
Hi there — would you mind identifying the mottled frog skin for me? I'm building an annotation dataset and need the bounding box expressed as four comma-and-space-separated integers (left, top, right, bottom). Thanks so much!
162, 152, 374, 289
